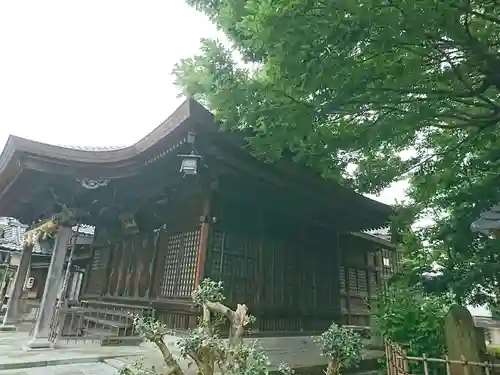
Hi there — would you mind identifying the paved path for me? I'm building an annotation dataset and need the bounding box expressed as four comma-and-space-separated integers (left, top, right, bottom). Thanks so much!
1, 362, 118, 375
0, 329, 384, 375
0, 330, 151, 371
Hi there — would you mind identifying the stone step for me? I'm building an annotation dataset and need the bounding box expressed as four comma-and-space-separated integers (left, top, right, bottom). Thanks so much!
82, 316, 132, 329
85, 328, 143, 346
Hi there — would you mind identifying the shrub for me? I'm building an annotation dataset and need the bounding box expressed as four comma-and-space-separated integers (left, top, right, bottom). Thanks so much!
120, 278, 364, 375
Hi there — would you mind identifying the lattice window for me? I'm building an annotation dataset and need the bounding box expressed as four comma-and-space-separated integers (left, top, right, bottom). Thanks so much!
339, 266, 346, 292
347, 268, 358, 292
177, 230, 200, 297
208, 230, 224, 276
159, 230, 201, 298
345, 268, 370, 295
160, 233, 182, 297
357, 270, 368, 294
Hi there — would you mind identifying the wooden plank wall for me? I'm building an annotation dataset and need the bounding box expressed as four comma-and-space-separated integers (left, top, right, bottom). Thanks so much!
102, 233, 159, 299
82, 189, 206, 329
205, 227, 339, 333
205, 187, 341, 333
338, 234, 399, 327
84, 245, 111, 297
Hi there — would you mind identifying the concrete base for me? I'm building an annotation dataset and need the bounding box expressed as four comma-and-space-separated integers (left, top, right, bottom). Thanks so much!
0, 324, 17, 332
24, 338, 53, 350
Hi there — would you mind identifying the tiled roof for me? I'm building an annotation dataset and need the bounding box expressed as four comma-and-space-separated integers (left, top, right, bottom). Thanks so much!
474, 316, 500, 329
471, 204, 500, 235
55, 144, 128, 151
363, 227, 392, 242
0, 217, 94, 254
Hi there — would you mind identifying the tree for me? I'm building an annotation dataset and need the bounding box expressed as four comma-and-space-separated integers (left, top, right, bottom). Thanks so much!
120, 279, 363, 375
314, 323, 363, 375
173, 0, 500, 304
372, 278, 451, 358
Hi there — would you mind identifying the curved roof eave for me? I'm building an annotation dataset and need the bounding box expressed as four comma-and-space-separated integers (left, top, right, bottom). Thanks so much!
0, 99, 214, 178
0, 98, 392, 225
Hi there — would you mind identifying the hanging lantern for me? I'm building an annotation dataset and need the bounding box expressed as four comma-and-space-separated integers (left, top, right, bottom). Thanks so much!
119, 213, 139, 235
178, 132, 203, 175
178, 152, 202, 175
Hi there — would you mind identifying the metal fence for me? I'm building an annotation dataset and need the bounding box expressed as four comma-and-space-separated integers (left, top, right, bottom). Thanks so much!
386, 340, 500, 375
48, 300, 154, 346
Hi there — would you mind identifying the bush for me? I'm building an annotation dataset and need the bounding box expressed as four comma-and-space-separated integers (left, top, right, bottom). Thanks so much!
120, 278, 364, 375
372, 280, 450, 358
314, 323, 363, 375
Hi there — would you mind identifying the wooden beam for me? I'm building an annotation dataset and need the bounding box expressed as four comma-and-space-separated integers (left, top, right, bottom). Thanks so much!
215, 171, 360, 232
203, 141, 390, 230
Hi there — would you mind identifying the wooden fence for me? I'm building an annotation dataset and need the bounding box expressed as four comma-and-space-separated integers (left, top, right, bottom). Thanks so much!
385, 340, 500, 375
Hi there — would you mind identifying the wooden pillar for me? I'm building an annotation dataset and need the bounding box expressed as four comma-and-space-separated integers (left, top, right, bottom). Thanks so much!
26, 226, 71, 349
0, 245, 33, 330
81, 245, 95, 297
146, 231, 161, 299
194, 184, 214, 288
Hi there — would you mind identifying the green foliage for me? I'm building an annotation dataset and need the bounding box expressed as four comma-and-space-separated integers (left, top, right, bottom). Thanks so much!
0, 265, 14, 282
314, 323, 363, 374
125, 279, 278, 375
119, 358, 157, 375
132, 315, 170, 343
126, 279, 364, 375
225, 343, 272, 375
191, 278, 225, 305
174, 0, 500, 303
372, 279, 451, 358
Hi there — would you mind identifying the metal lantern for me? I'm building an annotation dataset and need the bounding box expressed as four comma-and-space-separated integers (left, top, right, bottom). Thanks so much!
178, 131, 203, 175
179, 152, 202, 175
119, 213, 139, 235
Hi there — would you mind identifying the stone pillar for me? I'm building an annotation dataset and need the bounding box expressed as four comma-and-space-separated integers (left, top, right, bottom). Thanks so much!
26, 227, 71, 349
0, 245, 33, 331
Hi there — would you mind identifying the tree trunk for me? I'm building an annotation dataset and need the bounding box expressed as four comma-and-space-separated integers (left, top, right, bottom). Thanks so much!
155, 339, 185, 375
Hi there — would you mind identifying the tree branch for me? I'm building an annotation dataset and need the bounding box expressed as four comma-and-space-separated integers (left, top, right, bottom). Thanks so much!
204, 302, 250, 348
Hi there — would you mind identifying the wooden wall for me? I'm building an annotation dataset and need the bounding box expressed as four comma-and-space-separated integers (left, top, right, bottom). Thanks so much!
204, 185, 342, 334
205, 227, 340, 333
338, 234, 400, 327
81, 176, 398, 334
82, 187, 206, 329
84, 245, 111, 297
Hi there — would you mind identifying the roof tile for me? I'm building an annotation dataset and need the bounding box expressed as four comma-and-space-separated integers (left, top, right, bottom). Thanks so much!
0, 217, 94, 255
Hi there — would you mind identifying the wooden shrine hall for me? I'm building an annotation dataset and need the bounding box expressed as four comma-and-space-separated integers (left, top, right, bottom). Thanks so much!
0, 99, 397, 346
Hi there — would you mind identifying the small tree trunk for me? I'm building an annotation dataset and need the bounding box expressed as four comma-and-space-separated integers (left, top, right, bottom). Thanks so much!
154, 338, 185, 375
325, 361, 339, 375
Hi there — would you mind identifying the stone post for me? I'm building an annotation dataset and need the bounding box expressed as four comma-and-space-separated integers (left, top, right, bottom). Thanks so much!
26, 226, 71, 349
0, 245, 33, 331
445, 305, 483, 375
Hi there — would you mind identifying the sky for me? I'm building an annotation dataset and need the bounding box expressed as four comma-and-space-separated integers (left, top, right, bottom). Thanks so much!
1, 0, 406, 207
